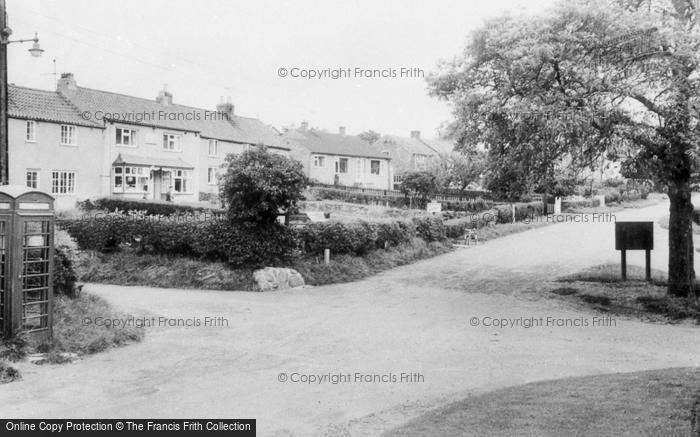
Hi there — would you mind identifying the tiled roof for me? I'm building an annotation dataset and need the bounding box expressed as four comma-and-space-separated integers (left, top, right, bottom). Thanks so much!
283, 129, 389, 160
59, 86, 288, 149
375, 135, 436, 157
8, 85, 103, 128
422, 138, 456, 155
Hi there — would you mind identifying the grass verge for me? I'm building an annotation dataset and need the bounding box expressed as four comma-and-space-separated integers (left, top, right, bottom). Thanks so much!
47, 293, 144, 356
74, 239, 453, 290
554, 264, 700, 323
383, 368, 700, 436
0, 292, 144, 371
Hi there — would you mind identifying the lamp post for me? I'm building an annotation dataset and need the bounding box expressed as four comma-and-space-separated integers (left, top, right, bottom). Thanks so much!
0, 0, 43, 185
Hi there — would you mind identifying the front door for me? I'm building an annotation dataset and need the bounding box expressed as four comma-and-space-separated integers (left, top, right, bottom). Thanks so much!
152, 170, 172, 201
152, 170, 162, 200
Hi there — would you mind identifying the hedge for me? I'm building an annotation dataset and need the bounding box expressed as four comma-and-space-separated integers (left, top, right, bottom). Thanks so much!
310, 188, 493, 212
59, 215, 296, 268
78, 198, 224, 217
60, 213, 448, 264
443, 201, 545, 238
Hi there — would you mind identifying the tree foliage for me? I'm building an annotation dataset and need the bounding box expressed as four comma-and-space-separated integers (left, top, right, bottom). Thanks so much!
429, 0, 700, 296
426, 151, 486, 193
400, 171, 438, 207
220, 147, 307, 226
358, 130, 382, 144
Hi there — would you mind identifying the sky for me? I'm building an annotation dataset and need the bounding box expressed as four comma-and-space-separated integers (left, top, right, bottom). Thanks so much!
6, 0, 556, 139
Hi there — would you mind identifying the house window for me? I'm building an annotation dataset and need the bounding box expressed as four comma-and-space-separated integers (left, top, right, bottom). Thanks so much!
173, 169, 192, 193
415, 155, 427, 169
116, 127, 137, 147
26, 170, 39, 189
371, 160, 381, 175
313, 155, 325, 167
51, 171, 76, 195
208, 139, 218, 156
163, 133, 181, 151
112, 166, 149, 193
60, 125, 77, 146
335, 158, 348, 174
207, 167, 218, 185
26, 121, 36, 142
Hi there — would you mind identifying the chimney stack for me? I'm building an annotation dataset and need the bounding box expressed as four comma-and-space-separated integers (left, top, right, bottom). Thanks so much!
216, 96, 235, 120
339, 126, 346, 136
156, 85, 173, 106
410, 130, 421, 139
300, 121, 309, 131
57, 73, 77, 92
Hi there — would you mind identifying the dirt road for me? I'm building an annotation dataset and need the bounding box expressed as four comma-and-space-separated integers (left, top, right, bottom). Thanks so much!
2, 200, 699, 436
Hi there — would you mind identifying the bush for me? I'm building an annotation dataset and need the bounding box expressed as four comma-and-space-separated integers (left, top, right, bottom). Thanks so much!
562, 198, 602, 211
54, 247, 79, 298
603, 189, 622, 204
375, 221, 417, 247
693, 209, 700, 226
298, 221, 379, 256
220, 147, 306, 225
412, 216, 446, 242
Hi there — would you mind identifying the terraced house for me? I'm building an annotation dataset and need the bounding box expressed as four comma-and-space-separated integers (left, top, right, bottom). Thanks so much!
283, 123, 392, 190
8, 73, 289, 209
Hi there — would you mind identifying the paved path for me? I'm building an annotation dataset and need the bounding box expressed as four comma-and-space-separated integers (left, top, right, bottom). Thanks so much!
1, 199, 699, 436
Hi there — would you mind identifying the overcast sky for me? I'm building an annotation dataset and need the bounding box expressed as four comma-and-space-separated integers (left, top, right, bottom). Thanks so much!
7, 0, 555, 138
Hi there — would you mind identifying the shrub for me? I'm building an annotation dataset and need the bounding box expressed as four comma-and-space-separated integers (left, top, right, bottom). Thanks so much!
603, 189, 622, 204
220, 147, 306, 225
298, 221, 378, 255
54, 247, 79, 298
375, 221, 417, 247
693, 209, 700, 226
561, 198, 602, 211
412, 216, 446, 242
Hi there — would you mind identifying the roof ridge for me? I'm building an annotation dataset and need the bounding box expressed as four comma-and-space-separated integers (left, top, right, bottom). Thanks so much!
9, 84, 60, 94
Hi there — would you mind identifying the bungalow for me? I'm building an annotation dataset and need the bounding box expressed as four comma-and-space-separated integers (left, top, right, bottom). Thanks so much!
283, 123, 392, 190
7, 73, 289, 209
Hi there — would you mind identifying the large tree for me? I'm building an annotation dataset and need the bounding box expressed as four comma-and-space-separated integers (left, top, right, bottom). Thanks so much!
429, 0, 700, 297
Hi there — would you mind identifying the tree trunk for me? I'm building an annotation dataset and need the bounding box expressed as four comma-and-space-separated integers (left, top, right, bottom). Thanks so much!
667, 178, 696, 297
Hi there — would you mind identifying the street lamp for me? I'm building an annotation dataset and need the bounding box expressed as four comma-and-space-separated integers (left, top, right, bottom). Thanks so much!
0, 0, 44, 185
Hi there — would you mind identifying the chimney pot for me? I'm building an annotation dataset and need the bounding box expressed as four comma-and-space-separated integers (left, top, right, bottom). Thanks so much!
156, 87, 173, 106
410, 130, 421, 139
57, 72, 77, 92
216, 99, 235, 120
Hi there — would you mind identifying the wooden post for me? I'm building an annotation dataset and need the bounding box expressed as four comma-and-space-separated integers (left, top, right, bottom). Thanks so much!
645, 249, 651, 281
621, 250, 627, 281
324, 249, 330, 266
511, 204, 515, 224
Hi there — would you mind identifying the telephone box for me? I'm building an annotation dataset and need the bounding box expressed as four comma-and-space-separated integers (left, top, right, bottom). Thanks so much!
0, 186, 54, 340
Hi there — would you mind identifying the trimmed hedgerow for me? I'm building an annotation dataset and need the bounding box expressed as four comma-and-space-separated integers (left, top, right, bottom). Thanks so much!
412, 216, 447, 242
58, 215, 297, 268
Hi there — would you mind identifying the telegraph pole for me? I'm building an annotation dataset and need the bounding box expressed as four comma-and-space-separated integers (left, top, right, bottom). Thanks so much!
0, 0, 8, 185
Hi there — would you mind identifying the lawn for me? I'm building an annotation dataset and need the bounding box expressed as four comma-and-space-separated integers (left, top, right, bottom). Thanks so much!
383, 368, 700, 436
553, 264, 700, 323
